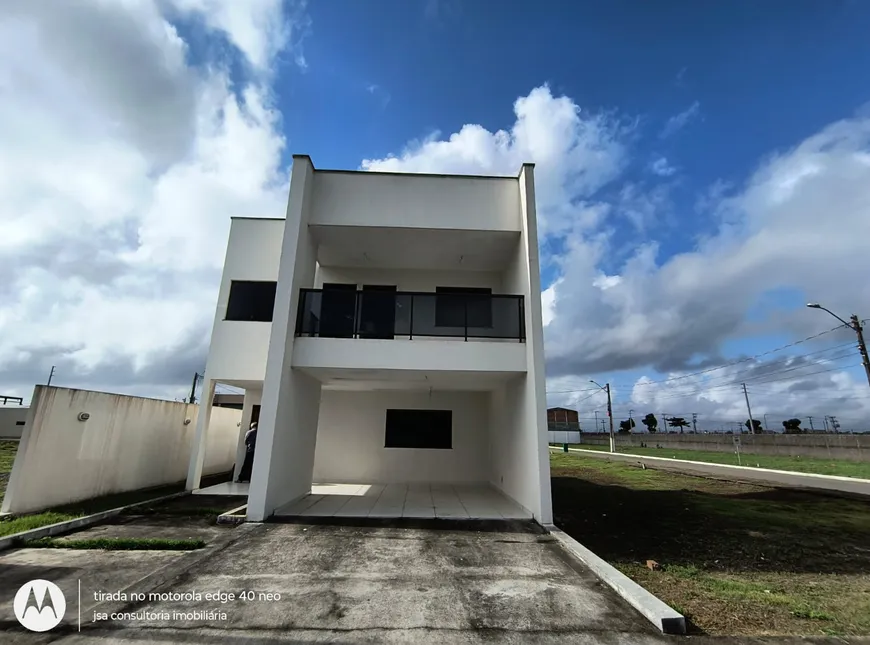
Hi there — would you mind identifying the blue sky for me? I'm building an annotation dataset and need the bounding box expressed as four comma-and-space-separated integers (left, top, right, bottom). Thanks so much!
3, 0, 870, 428
272, 0, 870, 419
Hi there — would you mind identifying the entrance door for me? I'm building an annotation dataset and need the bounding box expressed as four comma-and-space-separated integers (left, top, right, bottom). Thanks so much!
359, 285, 397, 339
251, 405, 261, 425
319, 283, 357, 338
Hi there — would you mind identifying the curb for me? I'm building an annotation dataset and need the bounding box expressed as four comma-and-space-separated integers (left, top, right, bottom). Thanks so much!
217, 504, 248, 525
551, 446, 870, 498
545, 524, 686, 635
0, 491, 190, 553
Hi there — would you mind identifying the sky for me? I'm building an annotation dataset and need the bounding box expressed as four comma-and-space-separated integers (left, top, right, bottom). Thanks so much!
1, 0, 870, 431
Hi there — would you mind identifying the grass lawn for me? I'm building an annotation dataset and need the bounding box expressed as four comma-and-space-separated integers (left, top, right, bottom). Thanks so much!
0, 440, 18, 501
562, 443, 870, 479
550, 452, 870, 636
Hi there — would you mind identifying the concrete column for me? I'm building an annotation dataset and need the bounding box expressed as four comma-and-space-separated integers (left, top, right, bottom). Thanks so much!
518, 163, 553, 525
247, 156, 320, 521
186, 377, 216, 491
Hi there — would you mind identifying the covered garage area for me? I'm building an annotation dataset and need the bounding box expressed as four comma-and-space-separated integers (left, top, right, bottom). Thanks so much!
271, 371, 541, 521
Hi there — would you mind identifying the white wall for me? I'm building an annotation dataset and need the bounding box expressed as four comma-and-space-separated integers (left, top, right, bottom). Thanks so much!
292, 337, 526, 373
315, 267, 503, 292
314, 390, 489, 484
548, 431, 582, 444
488, 164, 552, 523
0, 407, 28, 440
3, 387, 241, 515
206, 217, 285, 382
309, 171, 521, 232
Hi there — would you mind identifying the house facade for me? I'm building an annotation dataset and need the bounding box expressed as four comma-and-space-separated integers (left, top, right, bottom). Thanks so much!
186, 155, 552, 524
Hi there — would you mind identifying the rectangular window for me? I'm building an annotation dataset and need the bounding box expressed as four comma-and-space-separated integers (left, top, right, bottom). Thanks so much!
435, 287, 492, 328
226, 281, 277, 322
385, 409, 452, 449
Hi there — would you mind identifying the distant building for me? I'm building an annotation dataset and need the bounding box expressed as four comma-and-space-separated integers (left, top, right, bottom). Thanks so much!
547, 407, 580, 431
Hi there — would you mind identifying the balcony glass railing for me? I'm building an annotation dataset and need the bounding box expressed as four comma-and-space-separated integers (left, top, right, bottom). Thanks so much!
295, 289, 525, 342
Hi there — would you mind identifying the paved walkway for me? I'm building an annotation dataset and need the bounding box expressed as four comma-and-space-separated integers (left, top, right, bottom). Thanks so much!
276, 483, 533, 519
3, 520, 672, 644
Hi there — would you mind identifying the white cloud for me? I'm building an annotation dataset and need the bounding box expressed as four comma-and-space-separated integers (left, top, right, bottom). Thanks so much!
650, 156, 677, 176
361, 85, 630, 236
165, 0, 308, 71
358, 86, 870, 424
0, 0, 299, 399
660, 100, 700, 138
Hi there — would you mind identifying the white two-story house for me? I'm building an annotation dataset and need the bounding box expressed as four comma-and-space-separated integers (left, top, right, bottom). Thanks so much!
186, 155, 552, 524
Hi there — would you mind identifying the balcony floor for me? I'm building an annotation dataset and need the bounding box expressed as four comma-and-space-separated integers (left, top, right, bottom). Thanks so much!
275, 483, 531, 520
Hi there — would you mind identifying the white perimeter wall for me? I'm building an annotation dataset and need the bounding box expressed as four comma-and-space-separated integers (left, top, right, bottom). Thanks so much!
0, 408, 28, 440
2, 386, 242, 514
309, 171, 521, 232
207, 217, 285, 382
313, 390, 489, 484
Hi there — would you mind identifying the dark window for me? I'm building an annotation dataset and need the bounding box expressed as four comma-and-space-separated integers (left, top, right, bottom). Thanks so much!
385, 409, 452, 449
15, 421, 25, 426
435, 287, 492, 328
226, 281, 277, 322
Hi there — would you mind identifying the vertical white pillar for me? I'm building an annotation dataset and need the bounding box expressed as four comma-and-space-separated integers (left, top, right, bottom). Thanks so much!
247, 156, 321, 521
518, 163, 553, 524
186, 377, 215, 491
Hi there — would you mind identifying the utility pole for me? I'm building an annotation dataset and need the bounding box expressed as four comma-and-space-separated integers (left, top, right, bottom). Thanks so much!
605, 383, 615, 453
763, 413, 770, 432
589, 380, 615, 452
189, 372, 200, 405
691, 413, 698, 434
807, 416, 815, 431
47, 365, 56, 387
594, 410, 599, 432
823, 416, 830, 433
806, 305, 870, 391
741, 383, 756, 434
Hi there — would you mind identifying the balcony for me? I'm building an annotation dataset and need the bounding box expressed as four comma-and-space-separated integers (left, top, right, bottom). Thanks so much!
295, 288, 525, 342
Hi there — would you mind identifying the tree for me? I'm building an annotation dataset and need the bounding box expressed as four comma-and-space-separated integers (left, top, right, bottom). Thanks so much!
782, 418, 803, 434
745, 419, 763, 434
618, 418, 636, 434
668, 416, 690, 432
641, 413, 658, 433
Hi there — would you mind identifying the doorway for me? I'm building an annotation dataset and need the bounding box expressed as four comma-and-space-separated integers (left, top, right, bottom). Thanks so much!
359, 285, 397, 339
320, 283, 357, 338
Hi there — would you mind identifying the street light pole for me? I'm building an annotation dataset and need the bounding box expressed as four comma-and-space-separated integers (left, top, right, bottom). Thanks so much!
590, 380, 615, 453
807, 304, 870, 391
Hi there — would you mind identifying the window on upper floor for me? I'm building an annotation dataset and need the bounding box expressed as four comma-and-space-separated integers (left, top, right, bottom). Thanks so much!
385, 409, 452, 449
225, 281, 277, 322
434, 287, 493, 328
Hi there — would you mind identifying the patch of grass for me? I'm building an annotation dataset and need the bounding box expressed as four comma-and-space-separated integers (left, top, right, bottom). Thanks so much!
0, 512, 80, 537
561, 443, 870, 479
0, 440, 17, 473
551, 452, 870, 636
23, 537, 206, 550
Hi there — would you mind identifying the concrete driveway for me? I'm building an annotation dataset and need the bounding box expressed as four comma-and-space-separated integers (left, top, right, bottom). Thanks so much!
3, 519, 676, 644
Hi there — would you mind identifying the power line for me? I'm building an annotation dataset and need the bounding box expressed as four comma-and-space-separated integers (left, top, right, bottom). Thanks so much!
624, 324, 849, 389
546, 334, 856, 396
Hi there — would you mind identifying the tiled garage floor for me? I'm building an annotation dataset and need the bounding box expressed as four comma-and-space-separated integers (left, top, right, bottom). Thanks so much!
274, 483, 533, 520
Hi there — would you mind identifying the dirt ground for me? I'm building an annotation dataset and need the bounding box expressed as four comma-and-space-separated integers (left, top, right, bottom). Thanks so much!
550, 452, 870, 637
